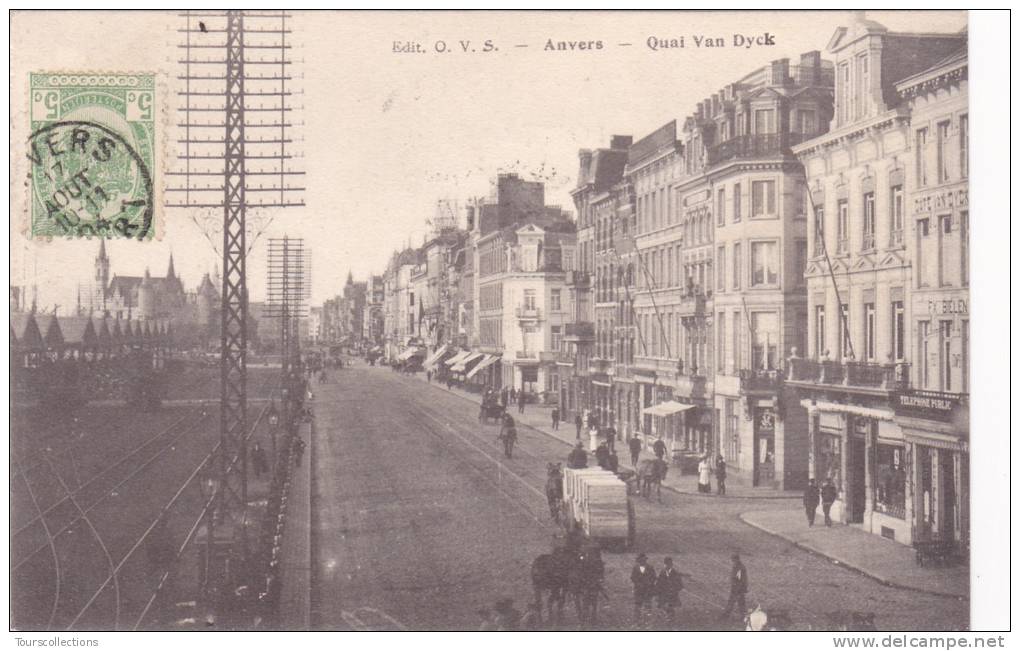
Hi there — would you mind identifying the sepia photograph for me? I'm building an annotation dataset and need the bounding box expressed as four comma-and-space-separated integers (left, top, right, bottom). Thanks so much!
6, 8, 1010, 642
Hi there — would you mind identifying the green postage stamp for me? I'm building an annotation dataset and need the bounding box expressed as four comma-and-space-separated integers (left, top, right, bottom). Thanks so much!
28, 72, 156, 240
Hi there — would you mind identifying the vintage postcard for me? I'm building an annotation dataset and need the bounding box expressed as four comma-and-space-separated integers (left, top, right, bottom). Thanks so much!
7, 9, 1008, 641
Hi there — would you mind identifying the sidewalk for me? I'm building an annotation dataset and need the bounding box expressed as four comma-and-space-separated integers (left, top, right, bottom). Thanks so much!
411, 373, 800, 500
740, 509, 969, 599
278, 420, 313, 629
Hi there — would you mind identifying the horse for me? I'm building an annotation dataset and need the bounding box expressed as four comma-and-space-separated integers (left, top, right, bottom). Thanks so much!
545, 463, 563, 523
565, 544, 605, 628
531, 548, 570, 623
636, 458, 669, 501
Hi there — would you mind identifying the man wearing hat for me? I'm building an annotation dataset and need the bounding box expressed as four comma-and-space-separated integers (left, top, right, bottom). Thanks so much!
567, 441, 588, 469
656, 557, 684, 624
721, 553, 748, 621
630, 553, 657, 621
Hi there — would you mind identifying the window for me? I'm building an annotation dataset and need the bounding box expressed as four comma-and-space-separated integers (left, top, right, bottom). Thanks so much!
754, 108, 776, 134
919, 320, 930, 388
892, 301, 905, 361
733, 310, 743, 372
940, 321, 952, 391
717, 246, 726, 291
814, 305, 826, 358
890, 185, 904, 246
855, 55, 870, 120
750, 241, 778, 286
798, 109, 817, 135
836, 200, 849, 253
523, 289, 536, 310
916, 127, 929, 186
717, 188, 726, 226
551, 289, 562, 312
732, 243, 741, 290
937, 121, 950, 182
939, 214, 953, 286
813, 205, 825, 256
839, 303, 851, 359
961, 211, 969, 286
733, 183, 742, 222
862, 192, 876, 250
717, 312, 726, 371
795, 240, 808, 286
751, 180, 776, 216
751, 311, 779, 371
875, 443, 906, 519
864, 303, 876, 361
551, 325, 562, 352
838, 63, 850, 125
960, 114, 968, 178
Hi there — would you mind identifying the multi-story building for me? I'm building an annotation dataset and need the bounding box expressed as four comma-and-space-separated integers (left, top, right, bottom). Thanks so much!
789, 15, 966, 544
473, 174, 575, 393
567, 136, 631, 421
363, 275, 385, 346
703, 52, 835, 489
382, 247, 422, 359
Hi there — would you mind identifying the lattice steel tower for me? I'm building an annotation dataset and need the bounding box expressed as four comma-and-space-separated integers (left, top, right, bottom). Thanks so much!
168, 10, 303, 588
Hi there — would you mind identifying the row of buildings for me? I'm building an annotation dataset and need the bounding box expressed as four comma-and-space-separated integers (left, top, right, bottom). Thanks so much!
336, 15, 969, 550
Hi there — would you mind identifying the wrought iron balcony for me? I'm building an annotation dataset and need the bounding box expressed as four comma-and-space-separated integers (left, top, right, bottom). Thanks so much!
706, 132, 808, 167
739, 368, 783, 393
563, 321, 594, 341
515, 306, 542, 320
786, 358, 910, 392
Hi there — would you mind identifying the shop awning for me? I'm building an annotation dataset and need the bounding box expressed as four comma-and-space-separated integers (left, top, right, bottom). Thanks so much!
451, 351, 484, 372
466, 354, 501, 379
396, 347, 422, 361
422, 344, 450, 370
444, 350, 470, 366
642, 401, 695, 417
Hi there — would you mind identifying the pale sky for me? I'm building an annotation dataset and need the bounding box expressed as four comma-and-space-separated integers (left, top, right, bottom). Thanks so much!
9, 10, 966, 312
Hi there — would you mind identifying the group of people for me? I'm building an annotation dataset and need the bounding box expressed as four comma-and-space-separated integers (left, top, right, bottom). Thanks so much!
565, 440, 620, 473
802, 477, 839, 526
629, 552, 749, 626
697, 454, 727, 495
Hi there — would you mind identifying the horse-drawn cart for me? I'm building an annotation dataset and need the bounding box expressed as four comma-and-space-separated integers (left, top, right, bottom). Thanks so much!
561, 467, 634, 551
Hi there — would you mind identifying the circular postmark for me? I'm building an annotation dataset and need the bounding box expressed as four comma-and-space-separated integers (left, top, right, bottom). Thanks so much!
27, 120, 153, 240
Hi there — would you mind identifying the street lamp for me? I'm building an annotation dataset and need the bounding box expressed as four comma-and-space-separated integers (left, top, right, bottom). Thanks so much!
266, 401, 280, 468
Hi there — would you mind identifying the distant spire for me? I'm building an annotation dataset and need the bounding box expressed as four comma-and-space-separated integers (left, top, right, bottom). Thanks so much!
167, 252, 176, 279
98, 238, 108, 260
346, 270, 354, 286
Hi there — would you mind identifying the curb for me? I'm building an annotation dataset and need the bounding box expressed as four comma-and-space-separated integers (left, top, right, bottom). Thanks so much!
737, 512, 969, 601
412, 375, 800, 501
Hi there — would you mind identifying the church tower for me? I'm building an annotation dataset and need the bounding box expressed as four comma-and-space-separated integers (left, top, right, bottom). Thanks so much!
95, 240, 110, 313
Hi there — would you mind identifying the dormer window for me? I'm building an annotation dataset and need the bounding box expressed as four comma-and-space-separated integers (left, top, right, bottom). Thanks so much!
754, 108, 776, 135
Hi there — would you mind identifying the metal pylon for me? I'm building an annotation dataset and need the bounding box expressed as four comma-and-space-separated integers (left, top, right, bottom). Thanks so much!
218, 8, 249, 530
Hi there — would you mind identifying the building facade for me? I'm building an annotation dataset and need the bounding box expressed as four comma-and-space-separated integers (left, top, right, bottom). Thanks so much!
790, 15, 966, 544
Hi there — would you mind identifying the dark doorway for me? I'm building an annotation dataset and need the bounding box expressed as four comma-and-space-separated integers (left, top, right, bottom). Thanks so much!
848, 438, 866, 523
940, 452, 956, 540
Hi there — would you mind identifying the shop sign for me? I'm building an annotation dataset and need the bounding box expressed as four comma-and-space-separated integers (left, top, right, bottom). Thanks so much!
892, 389, 964, 423
756, 407, 776, 434
912, 187, 968, 214
927, 297, 968, 316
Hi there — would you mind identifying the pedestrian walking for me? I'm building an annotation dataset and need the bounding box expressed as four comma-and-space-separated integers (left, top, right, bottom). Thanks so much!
821, 478, 838, 527
426, 369, 432, 383
652, 437, 667, 461
803, 478, 821, 526
595, 441, 610, 469
551, 407, 560, 430
510, 387, 517, 403
720, 554, 748, 621
588, 426, 599, 453
698, 455, 712, 494
574, 413, 583, 440
630, 553, 657, 622
628, 436, 642, 467
606, 426, 617, 453
518, 391, 526, 414
716, 456, 727, 496
656, 557, 684, 624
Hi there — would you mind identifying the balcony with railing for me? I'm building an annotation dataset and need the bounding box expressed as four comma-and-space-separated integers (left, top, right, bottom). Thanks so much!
706, 132, 809, 167
565, 270, 591, 287
563, 321, 594, 341
677, 286, 709, 315
515, 305, 542, 321
739, 368, 783, 394
786, 358, 910, 393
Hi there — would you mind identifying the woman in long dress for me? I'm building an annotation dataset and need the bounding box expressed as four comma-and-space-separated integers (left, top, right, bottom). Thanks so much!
697, 455, 712, 493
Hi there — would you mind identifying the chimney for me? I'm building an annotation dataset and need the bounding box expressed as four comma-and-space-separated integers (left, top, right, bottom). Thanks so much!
466, 206, 476, 231
578, 149, 593, 181
799, 51, 822, 86
769, 58, 790, 86
695, 104, 703, 120
712, 93, 722, 115
610, 135, 633, 150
